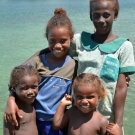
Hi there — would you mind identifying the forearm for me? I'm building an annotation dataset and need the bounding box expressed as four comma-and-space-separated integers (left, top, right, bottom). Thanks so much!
113, 73, 128, 129
114, 84, 127, 127
53, 103, 67, 129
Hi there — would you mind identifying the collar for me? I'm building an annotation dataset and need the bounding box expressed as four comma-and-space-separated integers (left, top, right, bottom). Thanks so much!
81, 31, 128, 53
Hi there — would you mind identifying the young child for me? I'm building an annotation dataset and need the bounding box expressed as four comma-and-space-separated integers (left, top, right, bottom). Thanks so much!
4, 0, 135, 134
53, 73, 108, 135
4, 8, 77, 135
4, 65, 40, 135
68, 0, 135, 133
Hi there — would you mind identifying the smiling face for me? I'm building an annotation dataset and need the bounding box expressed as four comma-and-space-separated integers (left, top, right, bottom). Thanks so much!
47, 26, 72, 59
74, 84, 100, 114
15, 75, 38, 104
91, 1, 117, 34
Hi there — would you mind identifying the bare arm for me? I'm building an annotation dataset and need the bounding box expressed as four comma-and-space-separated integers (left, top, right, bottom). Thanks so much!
53, 94, 72, 130
4, 91, 22, 126
4, 118, 15, 135
100, 117, 108, 135
114, 73, 127, 134
106, 123, 121, 135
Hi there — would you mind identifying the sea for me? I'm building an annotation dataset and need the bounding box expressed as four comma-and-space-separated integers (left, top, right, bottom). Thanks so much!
0, 0, 135, 134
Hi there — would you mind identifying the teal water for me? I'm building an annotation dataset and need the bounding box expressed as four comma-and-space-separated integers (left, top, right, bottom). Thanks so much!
0, 0, 135, 134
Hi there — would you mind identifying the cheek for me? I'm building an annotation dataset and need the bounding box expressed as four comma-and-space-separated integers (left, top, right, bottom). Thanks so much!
16, 91, 25, 98
75, 99, 81, 106
35, 90, 38, 96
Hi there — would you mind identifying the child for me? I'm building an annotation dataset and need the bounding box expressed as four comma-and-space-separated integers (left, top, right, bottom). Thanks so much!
68, 0, 135, 133
4, 65, 40, 135
53, 73, 108, 135
5, 0, 135, 134
4, 8, 77, 135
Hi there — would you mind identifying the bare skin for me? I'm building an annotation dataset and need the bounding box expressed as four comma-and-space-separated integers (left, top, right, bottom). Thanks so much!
4, 100, 38, 135
4, 75, 38, 135
53, 94, 108, 135
106, 123, 121, 135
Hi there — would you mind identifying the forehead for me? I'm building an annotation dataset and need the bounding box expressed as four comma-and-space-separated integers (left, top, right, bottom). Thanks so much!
18, 75, 38, 84
91, 1, 114, 12
74, 84, 97, 95
47, 26, 70, 38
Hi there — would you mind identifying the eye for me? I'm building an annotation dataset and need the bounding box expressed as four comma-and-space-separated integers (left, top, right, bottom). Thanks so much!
103, 13, 110, 19
49, 39, 56, 44
93, 13, 100, 18
20, 86, 28, 90
87, 96, 95, 99
60, 39, 67, 44
76, 96, 83, 100
31, 86, 38, 89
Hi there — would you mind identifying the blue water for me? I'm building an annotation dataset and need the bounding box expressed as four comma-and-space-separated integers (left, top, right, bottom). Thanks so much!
0, 0, 135, 134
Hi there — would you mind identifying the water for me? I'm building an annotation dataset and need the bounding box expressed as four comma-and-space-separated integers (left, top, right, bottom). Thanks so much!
0, 0, 135, 134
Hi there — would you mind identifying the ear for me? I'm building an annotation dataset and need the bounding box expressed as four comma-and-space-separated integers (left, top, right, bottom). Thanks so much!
114, 12, 118, 21
70, 35, 74, 41
46, 33, 48, 39
98, 95, 100, 102
90, 13, 92, 21
11, 87, 16, 92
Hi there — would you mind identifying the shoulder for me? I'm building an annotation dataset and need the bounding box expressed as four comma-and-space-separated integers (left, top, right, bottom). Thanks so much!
95, 111, 108, 125
73, 33, 81, 40
67, 106, 78, 115
28, 55, 41, 63
120, 40, 133, 49
68, 56, 76, 64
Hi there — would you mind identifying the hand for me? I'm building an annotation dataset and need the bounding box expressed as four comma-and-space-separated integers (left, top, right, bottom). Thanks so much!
125, 75, 130, 87
4, 98, 22, 126
106, 123, 122, 135
61, 94, 72, 106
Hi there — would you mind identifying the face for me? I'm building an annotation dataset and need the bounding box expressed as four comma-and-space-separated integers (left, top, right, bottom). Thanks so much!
47, 26, 72, 58
91, 1, 117, 34
74, 84, 100, 114
15, 75, 38, 104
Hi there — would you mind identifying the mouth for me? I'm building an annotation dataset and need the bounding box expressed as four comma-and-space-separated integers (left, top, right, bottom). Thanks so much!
27, 96, 35, 99
81, 105, 90, 109
53, 49, 63, 53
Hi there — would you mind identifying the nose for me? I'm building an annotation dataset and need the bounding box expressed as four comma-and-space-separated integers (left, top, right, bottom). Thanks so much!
98, 16, 105, 23
27, 89, 34, 95
81, 99, 89, 105
54, 42, 62, 48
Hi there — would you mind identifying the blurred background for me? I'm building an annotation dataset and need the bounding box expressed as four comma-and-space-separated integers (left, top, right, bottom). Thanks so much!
0, 0, 135, 134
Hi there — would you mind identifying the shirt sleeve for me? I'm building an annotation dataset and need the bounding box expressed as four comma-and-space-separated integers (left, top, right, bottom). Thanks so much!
119, 40, 135, 74
69, 33, 81, 58
27, 56, 40, 69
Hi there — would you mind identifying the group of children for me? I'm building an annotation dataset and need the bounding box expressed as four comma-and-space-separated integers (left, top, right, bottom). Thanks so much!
4, 0, 135, 135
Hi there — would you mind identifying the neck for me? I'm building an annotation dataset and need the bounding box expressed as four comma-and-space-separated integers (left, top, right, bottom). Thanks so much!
51, 52, 68, 61
46, 52, 68, 67
92, 30, 118, 44
15, 96, 32, 110
79, 108, 97, 117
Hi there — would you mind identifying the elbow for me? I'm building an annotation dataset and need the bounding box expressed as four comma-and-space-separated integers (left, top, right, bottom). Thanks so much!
52, 123, 61, 130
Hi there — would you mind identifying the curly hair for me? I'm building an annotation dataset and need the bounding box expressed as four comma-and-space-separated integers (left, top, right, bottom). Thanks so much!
89, 0, 119, 17
9, 65, 40, 90
46, 7, 74, 39
72, 73, 107, 98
